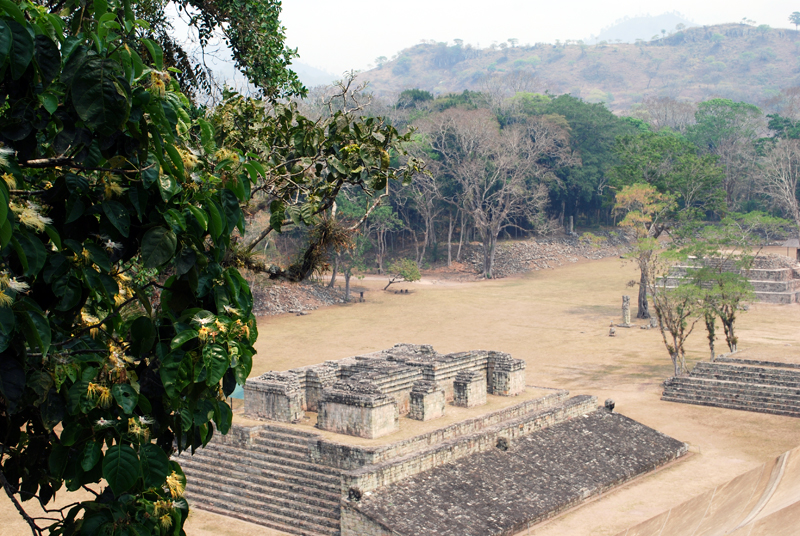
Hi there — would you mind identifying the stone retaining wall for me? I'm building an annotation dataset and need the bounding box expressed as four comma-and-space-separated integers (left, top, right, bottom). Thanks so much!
308, 388, 568, 470
341, 395, 598, 494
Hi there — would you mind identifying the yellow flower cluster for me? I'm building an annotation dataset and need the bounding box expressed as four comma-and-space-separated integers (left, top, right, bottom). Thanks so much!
165, 471, 185, 499
10, 200, 52, 232
0, 272, 29, 307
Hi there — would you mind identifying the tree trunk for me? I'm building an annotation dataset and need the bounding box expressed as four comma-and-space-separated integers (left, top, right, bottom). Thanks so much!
344, 271, 351, 301
456, 210, 466, 261
705, 312, 716, 361
447, 213, 454, 267
483, 233, 498, 278
328, 255, 339, 288
721, 316, 737, 352
637, 269, 650, 319
670, 351, 680, 377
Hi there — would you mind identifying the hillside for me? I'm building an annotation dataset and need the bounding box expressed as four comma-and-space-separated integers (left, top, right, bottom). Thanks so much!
357, 23, 800, 111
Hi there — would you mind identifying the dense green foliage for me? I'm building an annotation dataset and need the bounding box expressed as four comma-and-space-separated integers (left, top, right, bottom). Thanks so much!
0, 2, 421, 535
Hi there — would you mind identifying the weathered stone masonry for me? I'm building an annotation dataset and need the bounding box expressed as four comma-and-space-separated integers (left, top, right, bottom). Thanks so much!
182, 345, 688, 536
244, 343, 527, 438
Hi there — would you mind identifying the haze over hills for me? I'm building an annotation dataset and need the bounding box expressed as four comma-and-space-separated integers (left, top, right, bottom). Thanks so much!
355, 20, 800, 112
589, 12, 698, 44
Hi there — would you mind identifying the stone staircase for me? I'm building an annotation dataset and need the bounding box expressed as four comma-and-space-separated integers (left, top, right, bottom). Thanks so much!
661, 360, 800, 418
179, 424, 343, 536
662, 259, 800, 304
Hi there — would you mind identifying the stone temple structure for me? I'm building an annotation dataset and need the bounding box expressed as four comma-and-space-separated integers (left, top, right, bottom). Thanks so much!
178, 344, 688, 536
243, 344, 526, 438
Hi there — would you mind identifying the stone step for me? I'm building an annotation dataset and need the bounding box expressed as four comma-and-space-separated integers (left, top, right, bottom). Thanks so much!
258, 426, 319, 445
687, 372, 800, 391
185, 490, 339, 536
252, 436, 312, 455
663, 378, 800, 404
662, 382, 800, 413
753, 290, 800, 304
180, 459, 341, 502
661, 395, 800, 418
178, 455, 340, 493
749, 279, 798, 292
246, 441, 316, 463
186, 485, 341, 530
716, 358, 800, 371
662, 388, 800, 412
186, 473, 340, 519
692, 363, 800, 387
203, 442, 341, 479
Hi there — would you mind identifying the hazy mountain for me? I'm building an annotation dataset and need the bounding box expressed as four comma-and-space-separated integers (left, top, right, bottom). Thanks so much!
292, 62, 338, 88
356, 23, 800, 112
590, 13, 699, 44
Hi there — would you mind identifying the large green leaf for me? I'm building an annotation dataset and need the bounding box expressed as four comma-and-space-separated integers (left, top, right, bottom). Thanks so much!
0, 0, 25, 25
170, 329, 198, 350
141, 227, 176, 268
203, 344, 230, 386
129, 316, 156, 358
112, 384, 138, 414
139, 444, 169, 489
102, 201, 130, 237
81, 441, 102, 471
34, 34, 60, 87
20, 308, 51, 358
16, 229, 46, 277
7, 20, 33, 80
215, 400, 233, 434
70, 56, 131, 132
102, 443, 139, 496
234, 349, 252, 385
0, 20, 11, 67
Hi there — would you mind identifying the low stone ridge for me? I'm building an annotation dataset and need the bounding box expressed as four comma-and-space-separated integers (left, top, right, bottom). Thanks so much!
346, 410, 687, 536
662, 359, 800, 418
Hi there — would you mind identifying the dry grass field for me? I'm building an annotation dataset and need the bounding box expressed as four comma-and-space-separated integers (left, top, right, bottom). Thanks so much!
4, 249, 800, 536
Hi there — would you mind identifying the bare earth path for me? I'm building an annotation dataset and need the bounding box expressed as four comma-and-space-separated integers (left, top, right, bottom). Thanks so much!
4, 252, 800, 536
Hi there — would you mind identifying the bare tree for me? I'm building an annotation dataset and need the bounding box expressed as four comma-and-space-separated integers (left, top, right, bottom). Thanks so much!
421, 109, 574, 277
758, 138, 800, 259
637, 96, 696, 133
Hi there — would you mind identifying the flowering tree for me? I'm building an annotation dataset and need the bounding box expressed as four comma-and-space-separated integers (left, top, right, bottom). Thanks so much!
0, 2, 420, 535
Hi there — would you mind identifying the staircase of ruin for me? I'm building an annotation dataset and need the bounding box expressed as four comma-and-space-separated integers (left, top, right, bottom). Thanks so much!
661, 359, 800, 418
662, 260, 800, 304
179, 424, 343, 536
175, 390, 600, 535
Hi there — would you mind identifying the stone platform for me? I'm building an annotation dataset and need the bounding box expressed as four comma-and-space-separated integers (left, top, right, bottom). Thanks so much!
345, 410, 687, 536
662, 357, 800, 418
180, 345, 688, 536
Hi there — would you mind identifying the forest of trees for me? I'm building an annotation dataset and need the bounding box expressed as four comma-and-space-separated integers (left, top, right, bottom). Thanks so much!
267, 79, 800, 283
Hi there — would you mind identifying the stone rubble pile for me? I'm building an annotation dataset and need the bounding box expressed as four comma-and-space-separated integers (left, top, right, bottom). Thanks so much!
250, 280, 346, 316
465, 231, 633, 278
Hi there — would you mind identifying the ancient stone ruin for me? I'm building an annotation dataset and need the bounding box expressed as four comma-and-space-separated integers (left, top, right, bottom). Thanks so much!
243, 344, 527, 438
179, 344, 688, 536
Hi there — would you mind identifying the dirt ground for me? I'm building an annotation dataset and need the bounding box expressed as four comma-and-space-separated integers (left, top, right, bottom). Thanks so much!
4, 248, 800, 536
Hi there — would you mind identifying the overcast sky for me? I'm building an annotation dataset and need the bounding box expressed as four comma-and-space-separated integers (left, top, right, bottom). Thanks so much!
279, 0, 798, 74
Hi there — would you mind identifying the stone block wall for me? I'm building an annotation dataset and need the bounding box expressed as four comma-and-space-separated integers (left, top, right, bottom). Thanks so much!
308, 389, 569, 470
342, 395, 598, 494
243, 372, 304, 422
454, 371, 487, 408
487, 351, 526, 396
317, 380, 400, 438
408, 381, 445, 421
